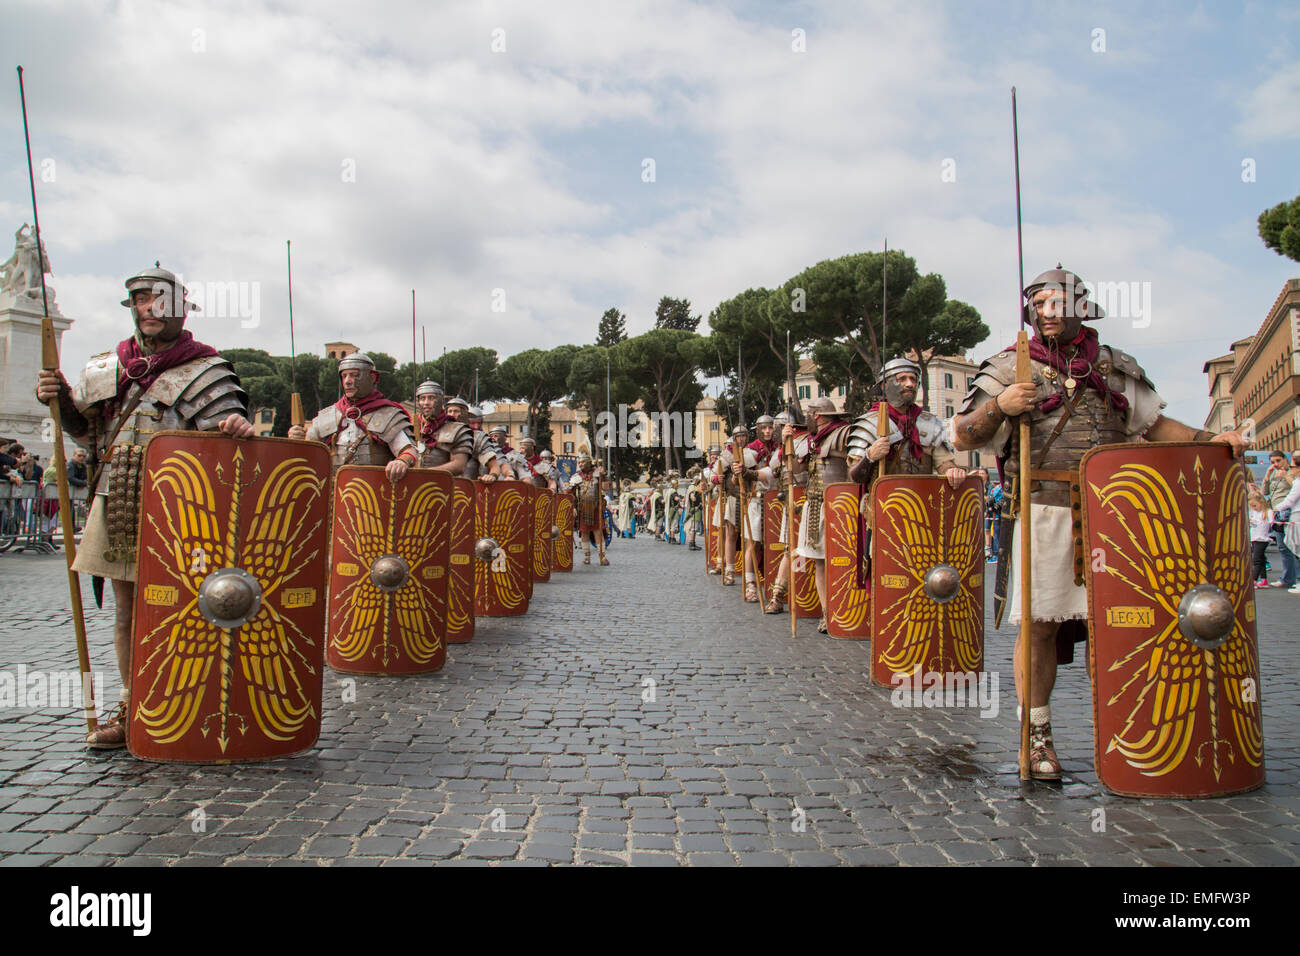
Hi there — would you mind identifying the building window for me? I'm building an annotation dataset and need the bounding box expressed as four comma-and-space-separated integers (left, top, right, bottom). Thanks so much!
563, 442, 574, 454
818, 385, 829, 397
799, 385, 811, 400
944, 373, 953, 389
260, 409, 274, 424
972, 452, 981, 466
944, 404, 954, 418
838, 385, 845, 396
563, 424, 572, 434
710, 421, 719, 431
967, 376, 975, 391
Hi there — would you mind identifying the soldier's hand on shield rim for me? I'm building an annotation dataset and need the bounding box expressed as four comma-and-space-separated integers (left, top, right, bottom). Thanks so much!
35, 369, 67, 404
866, 436, 891, 462
996, 382, 1038, 416
946, 467, 967, 489
479, 473, 497, 483
386, 458, 409, 482
1210, 429, 1249, 458
287, 424, 307, 440
219, 414, 255, 438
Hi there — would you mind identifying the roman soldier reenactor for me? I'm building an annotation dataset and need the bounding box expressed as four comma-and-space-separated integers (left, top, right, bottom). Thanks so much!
951, 264, 1248, 780
784, 398, 851, 632
702, 443, 723, 572
712, 425, 748, 585
568, 454, 609, 565
446, 397, 504, 481
413, 380, 472, 474
848, 356, 967, 501
288, 352, 415, 479
35, 263, 254, 748
763, 412, 807, 613
737, 415, 778, 602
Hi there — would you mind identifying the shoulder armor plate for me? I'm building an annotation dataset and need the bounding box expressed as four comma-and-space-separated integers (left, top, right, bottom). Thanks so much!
73, 352, 120, 409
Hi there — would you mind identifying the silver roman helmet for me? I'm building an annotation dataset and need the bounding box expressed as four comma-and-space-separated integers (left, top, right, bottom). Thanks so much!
881, 356, 922, 408
754, 414, 775, 429
338, 352, 378, 399
121, 262, 198, 343
415, 380, 445, 418
446, 396, 469, 411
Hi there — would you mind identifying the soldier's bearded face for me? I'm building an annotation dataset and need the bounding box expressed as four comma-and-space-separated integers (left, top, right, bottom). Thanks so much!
446, 405, 463, 422
1032, 289, 1084, 342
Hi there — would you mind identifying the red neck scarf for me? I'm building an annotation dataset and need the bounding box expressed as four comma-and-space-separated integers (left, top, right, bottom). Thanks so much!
747, 437, 777, 461
809, 419, 844, 455
420, 410, 448, 444
526, 453, 542, 468
333, 375, 404, 444
1003, 326, 1128, 414
115, 331, 218, 407
869, 402, 923, 461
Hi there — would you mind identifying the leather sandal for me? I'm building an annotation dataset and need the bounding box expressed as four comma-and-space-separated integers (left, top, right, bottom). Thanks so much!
744, 582, 758, 602
816, 616, 828, 634
764, 582, 788, 614
1029, 722, 1062, 781
86, 700, 128, 750
723, 571, 735, 586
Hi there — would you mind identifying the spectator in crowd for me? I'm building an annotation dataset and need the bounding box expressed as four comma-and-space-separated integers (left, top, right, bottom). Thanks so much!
1262, 450, 1296, 588
0, 438, 21, 487
1249, 491, 1272, 588
1274, 452, 1300, 594
68, 448, 89, 488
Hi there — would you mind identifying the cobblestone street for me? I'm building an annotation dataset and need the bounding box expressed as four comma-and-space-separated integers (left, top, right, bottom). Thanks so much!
1, 536, 1297, 867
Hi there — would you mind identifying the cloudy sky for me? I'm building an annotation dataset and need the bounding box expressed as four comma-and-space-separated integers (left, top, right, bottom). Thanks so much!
3, 0, 1297, 426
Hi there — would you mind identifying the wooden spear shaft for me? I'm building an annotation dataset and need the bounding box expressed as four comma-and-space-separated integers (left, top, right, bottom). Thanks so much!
19, 66, 97, 733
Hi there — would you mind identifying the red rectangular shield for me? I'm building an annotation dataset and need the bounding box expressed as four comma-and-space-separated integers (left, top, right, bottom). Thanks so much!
824, 482, 871, 640
129, 433, 330, 763
1082, 442, 1264, 798
553, 491, 574, 572
475, 481, 531, 616
447, 478, 476, 643
532, 488, 554, 582
327, 466, 451, 675
870, 475, 985, 686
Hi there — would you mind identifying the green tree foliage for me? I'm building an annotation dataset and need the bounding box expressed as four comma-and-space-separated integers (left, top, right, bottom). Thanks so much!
616, 329, 706, 473
707, 288, 791, 423
596, 307, 628, 347
1259, 195, 1300, 263
786, 248, 987, 413
566, 344, 647, 479
653, 296, 701, 332
497, 345, 579, 448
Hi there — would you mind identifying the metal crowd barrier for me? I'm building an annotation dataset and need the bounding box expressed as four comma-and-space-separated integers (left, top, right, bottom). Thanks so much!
0, 481, 89, 554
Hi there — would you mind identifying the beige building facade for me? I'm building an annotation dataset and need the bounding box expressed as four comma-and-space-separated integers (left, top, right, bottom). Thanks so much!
1231, 279, 1300, 456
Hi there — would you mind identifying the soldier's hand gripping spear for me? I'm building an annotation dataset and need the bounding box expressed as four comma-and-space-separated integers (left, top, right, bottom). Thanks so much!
19, 66, 97, 734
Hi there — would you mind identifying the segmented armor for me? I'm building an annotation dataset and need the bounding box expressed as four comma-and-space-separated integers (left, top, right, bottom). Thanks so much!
307, 404, 413, 469
417, 420, 474, 470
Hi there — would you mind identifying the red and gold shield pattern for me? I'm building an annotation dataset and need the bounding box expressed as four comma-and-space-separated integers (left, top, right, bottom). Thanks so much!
446, 478, 476, 643
1082, 443, 1264, 798
763, 489, 817, 617
870, 475, 984, 687
791, 487, 820, 619
326, 467, 451, 676
824, 482, 871, 640
552, 491, 574, 572
475, 481, 531, 616
129, 433, 330, 763
532, 488, 554, 582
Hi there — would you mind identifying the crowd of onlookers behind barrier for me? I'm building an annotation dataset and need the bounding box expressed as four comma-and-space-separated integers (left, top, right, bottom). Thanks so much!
0, 437, 91, 552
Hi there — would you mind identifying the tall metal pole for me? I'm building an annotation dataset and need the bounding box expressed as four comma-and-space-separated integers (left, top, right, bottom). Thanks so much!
19, 65, 97, 733
411, 290, 418, 429
605, 352, 611, 474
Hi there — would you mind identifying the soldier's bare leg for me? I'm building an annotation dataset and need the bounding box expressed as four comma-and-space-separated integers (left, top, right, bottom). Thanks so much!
722, 523, 736, 583
743, 537, 759, 601
86, 578, 133, 748
1013, 619, 1062, 779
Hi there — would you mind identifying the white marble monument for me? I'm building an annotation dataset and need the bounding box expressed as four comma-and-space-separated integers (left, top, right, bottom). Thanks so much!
0, 224, 73, 463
